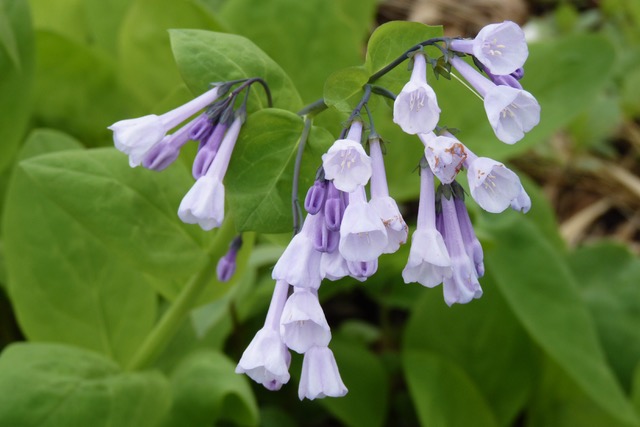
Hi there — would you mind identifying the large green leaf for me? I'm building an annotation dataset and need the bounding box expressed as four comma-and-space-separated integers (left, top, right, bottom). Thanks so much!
220, 0, 378, 102
161, 350, 259, 427
84, 0, 131, 55
118, 0, 223, 107
404, 350, 499, 427
404, 278, 536, 426
0, 343, 171, 427
569, 242, 640, 391
482, 214, 639, 426
33, 30, 140, 145
434, 33, 616, 161
226, 108, 333, 233
170, 29, 303, 112
323, 66, 370, 114
0, 0, 33, 171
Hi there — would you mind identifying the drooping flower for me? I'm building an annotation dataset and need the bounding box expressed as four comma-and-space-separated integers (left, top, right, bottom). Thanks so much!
450, 21, 528, 76
450, 56, 540, 144
298, 345, 348, 400
280, 288, 331, 354
339, 185, 388, 262
322, 121, 372, 193
452, 186, 484, 278
418, 132, 467, 184
393, 53, 441, 135
368, 137, 408, 253
440, 192, 483, 306
142, 114, 208, 171
320, 250, 350, 281
402, 167, 452, 287
236, 280, 291, 390
272, 214, 323, 289
178, 116, 243, 230
109, 86, 221, 167
465, 155, 521, 213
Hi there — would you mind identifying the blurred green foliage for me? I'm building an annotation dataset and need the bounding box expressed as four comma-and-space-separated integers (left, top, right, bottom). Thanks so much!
0, 0, 639, 426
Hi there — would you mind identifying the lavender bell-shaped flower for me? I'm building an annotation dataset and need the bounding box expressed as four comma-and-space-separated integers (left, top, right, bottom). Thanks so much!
322, 121, 372, 193
339, 185, 388, 262
347, 259, 378, 281
449, 21, 528, 76
320, 250, 350, 281
440, 191, 483, 306
178, 115, 242, 230
280, 287, 331, 354
451, 184, 484, 278
298, 345, 348, 400
418, 132, 467, 184
450, 56, 540, 145
272, 214, 323, 290
368, 137, 408, 253
109, 86, 221, 167
393, 52, 441, 134
511, 184, 531, 213
465, 154, 522, 213
402, 166, 452, 287
236, 280, 291, 390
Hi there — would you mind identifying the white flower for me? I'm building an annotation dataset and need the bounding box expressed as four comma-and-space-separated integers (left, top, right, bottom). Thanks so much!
178, 175, 225, 230
402, 229, 452, 288
484, 85, 540, 144
280, 289, 331, 354
369, 196, 408, 253
339, 187, 387, 262
467, 157, 521, 213
109, 115, 166, 167
320, 250, 349, 281
322, 139, 372, 193
393, 53, 440, 134
236, 327, 291, 391
298, 346, 348, 400
419, 132, 467, 183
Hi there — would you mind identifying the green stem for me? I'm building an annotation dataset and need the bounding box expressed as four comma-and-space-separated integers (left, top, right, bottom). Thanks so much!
291, 116, 313, 236
297, 98, 328, 117
126, 220, 233, 371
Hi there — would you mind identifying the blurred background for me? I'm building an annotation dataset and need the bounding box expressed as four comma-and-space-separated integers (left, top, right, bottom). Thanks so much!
0, 0, 639, 426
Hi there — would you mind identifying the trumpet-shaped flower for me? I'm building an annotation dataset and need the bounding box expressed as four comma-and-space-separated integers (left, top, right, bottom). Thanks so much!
322, 122, 371, 193
236, 280, 291, 390
280, 288, 331, 354
440, 195, 483, 306
450, 21, 528, 75
339, 186, 388, 262
419, 132, 467, 184
402, 167, 452, 287
368, 138, 407, 253
178, 116, 242, 230
466, 156, 521, 213
393, 53, 440, 134
272, 214, 322, 289
299, 345, 348, 400
450, 56, 540, 144
109, 86, 220, 167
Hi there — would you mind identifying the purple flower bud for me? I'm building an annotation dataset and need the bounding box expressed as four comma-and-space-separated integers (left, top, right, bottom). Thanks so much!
324, 182, 345, 232
313, 218, 340, 253
305, 180, 327, 215
142, 136, 181, 171
189, 114, 215, 141
216, 236, 242, 282
347, 259, 378, 281
511, 67, 525, 80
192, 123, 228, 180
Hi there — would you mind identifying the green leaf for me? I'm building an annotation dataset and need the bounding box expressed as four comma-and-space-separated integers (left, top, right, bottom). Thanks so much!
434, 33, 616, 161
483, 214, 639, 426
0, 0, 33, 171
33, 30, 141, 145
17, 128, 84, 161
226, 108, 333, 233
118, 0, 223, 107
569, 242, 640, 391
318, 339, 389, 427
0, 343, 171, 427
323, 66, 369, 114
403, 350, 499, 427
220, 0, 378, 102
161, 350, 259, 427
403, 278, 536, 426
365, 21, 443, 94
170, 29, 303, 112
84, 0, 131, 55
